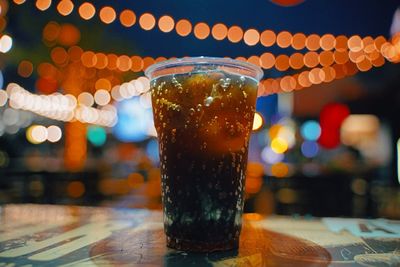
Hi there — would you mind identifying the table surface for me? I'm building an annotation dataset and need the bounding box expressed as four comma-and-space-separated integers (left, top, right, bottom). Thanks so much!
0, 204, 399, 266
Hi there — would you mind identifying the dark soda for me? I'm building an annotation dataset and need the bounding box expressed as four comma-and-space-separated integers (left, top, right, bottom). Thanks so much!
149, 63, 260, 252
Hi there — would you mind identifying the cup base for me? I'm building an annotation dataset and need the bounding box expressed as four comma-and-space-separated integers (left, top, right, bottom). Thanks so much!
166, 235, 239, 252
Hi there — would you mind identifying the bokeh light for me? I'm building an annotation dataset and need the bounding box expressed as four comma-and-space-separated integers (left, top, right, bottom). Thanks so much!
300, 120, 321, 141
78, 92, 94, 106
194, 22, 210, 40
26, 125, 48, 144
94, 89, 111, 106
211, 23, 228, 41
99, 6, 116, 24
244, 29, 260, 46
252, 112, 263, 131
271, 162, 289, 178
0, 90, 7, 107
87, 126, 107, 146
271, 137, 288, 154
261, 146, 284, 164
276, 31, 292, 48
35, 0, 51, 11
175, 19, 192, 37
67, 181, 85, 198
17, 60, 33, 78
57, 0, 74, 16
0, 34, 12, 53
301, 141, 319, 158
158, 15, 174, 33
47, 125, 62, 143
78, 2, 96, 20
227, 25, 243, 43
260, 30, 276, 47
113, 97, 153, 142
139, 13, 156, 31
119, 9, 136, 27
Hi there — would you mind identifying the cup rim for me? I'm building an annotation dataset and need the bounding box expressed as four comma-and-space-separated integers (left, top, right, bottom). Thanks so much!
145, 56, 264, 81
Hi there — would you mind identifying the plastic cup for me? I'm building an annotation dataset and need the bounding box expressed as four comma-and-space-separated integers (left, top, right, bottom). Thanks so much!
145, 57, 263, 252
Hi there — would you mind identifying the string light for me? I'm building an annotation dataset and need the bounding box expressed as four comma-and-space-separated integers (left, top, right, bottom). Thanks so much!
4, 83, 118, 127
17, 0, 392, 54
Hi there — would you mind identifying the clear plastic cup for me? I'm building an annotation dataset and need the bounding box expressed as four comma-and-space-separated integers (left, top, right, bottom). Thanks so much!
145, 57, 263, 252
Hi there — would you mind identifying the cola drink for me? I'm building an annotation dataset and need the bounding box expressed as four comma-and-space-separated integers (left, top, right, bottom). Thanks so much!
146, 57, 263, 252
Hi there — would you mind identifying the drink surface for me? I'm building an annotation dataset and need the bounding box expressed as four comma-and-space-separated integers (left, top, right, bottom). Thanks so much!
151, 69, 258, 251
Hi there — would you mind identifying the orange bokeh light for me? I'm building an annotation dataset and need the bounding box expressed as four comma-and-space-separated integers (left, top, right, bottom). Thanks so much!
275, 55, 290, 71
95, 53, 108, 69
319, 51, 334, 66
37, 62, 58, 78
227, 26, 243, 43
95, 78, 112, 91
58, 24, 80, 46
271, 162, 289, 178
36, 77, 58, 94
335, 35, 348, 51
13, 0, 26, 5
78, 2, 96, 20
276, 31, 292, 48
158, 15, 175, 33
36, 0, 51, 11
119, 9, 136, 27
155, 56, 167, 63
81, 51, 96, 68
291, 33, 306, 50
175, 19, 192, 37
289, 53, 304, 69
99, 6, 116, 24
356, 58, 372, 72
131, 56, 144, 72
320, 34, 335, 51
306, 34, 320, 51
142, 57, 155, 70
51, 47, 68, 66
280, 75, 296, 92
260, 52, 275, 69
67, 181, 85, 198
43, 21, 60, 42
333, 50, 349, 64
304, 51, 319, 68
18, 60, 33, 78
211, 23, 228, 41
117, 55, 132, 72
362, 36, 375, 53
68, 46, 83, 62
321, 66, 336, 82
244, 29, 260, 46
247, 55, 260, 67
348, 35, 363, 52
194, 22, 210, 40
57, 0, 74, 16
107, 54, 118, 70
349, 50, 365, 63
298, 71, 312, 87
308, 67, 323, 84
260, 30, 276, 47
374, 36, 387, 51
371, 54, 385, 67
139, 13, 156, 31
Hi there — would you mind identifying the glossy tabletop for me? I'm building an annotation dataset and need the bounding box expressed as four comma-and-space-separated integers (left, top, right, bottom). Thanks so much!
0, 204, 399, 266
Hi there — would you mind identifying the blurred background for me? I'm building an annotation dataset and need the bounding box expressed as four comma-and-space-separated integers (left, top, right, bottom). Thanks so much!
1, 0, 400, 219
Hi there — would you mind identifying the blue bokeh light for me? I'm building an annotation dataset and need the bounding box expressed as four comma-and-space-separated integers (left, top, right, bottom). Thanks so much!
146, 138, 160, 164
301, 141, 319, 158
112, 98, 153, 142
300, 120, 321, 141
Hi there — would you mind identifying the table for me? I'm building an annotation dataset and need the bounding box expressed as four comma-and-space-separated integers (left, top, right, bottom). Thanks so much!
0, 204, 399, 266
